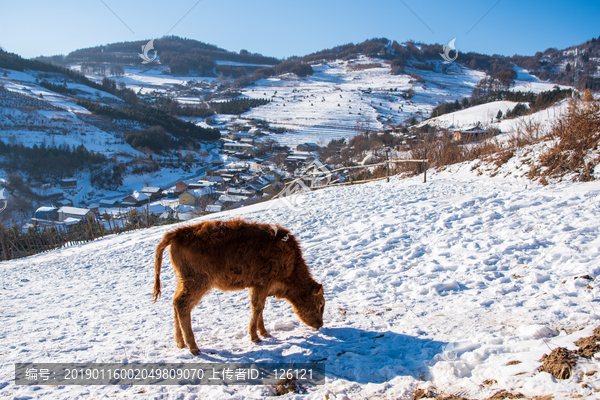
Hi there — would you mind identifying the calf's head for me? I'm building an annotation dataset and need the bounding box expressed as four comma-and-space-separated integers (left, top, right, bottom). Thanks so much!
292, 282, 325, 330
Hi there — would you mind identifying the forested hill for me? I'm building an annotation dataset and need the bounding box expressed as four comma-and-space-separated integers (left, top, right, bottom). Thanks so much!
37, 36, 280, 67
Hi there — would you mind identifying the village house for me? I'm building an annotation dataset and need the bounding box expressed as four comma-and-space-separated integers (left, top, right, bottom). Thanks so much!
178, 187, 215, 207
205, 204, 222, 213
223, 142, 254, 152
174, 179, 205, 195
140, 186, 163, 201
59, 179, 77, 188
246, 176, 270, 192
57, 206, 96, 223
242, 147, 258, 157
203, 175, 226, 189
261, 182, 284, 195
227, 187, 255, 196
449, 126, 488, 141
264, 169, 287, 182
217, 194, 248, 208
121, 191, 150, 207
296, 142, 320, 152
32, 206, 59, 225
228, 132, 253, 140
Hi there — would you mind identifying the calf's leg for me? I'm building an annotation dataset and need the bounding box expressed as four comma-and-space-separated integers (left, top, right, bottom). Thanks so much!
173, 280, 210, 355
248, 287, 269, 343
257, 309, 270, 338
173, 282, 185, 349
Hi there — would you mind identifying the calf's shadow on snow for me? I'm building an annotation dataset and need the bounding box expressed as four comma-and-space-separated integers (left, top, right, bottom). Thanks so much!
196, 327, 445, 384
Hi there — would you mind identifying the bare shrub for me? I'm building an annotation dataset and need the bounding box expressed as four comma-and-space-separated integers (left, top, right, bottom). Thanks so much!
508, 119, 547, 148
536, 98, 600, 181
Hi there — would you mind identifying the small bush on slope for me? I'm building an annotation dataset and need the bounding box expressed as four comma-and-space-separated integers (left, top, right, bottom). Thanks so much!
532, 93, 600, 182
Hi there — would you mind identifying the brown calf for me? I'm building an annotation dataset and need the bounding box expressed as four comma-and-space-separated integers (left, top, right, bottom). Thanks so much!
153, 218, 325, 355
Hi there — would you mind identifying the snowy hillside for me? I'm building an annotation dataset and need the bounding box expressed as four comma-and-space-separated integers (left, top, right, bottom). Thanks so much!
73, 55, 576, 149
2, 163, 600, 399
0, 69, 137, 155
418, 98, 571, 140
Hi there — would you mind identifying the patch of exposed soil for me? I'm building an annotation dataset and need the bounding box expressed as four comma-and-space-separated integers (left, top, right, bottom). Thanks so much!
538, 347, 577, 379
574, 326, 600, 358
485, 390, 525, 399
273, 377, 301, 396
413, 387, 436, 399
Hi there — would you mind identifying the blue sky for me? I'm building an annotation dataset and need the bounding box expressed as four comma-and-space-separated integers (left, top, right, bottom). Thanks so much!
1, 0, 599, 60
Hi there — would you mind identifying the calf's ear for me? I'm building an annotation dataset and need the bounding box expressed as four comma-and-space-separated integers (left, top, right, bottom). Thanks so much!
313, 283, 323, 295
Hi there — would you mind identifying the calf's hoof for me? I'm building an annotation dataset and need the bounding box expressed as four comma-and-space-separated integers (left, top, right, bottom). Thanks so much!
176, 342, 186, 349
251, 336, 262, 343
189, 348, 201, 355
260, 331, 271, 338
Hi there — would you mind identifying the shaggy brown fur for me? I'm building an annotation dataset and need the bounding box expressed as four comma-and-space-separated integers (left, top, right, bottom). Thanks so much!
153, 218, 325, 355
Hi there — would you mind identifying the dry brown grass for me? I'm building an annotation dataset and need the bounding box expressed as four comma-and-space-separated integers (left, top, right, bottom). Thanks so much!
508, 119, 547, 149
399, 95, 599, 183
535, 97, 600, 182
401, 132, 502, 176
348, 63, 382, 71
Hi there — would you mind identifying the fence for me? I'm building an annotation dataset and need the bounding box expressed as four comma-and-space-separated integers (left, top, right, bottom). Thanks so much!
0, 159, 427, 261
0, 209, 177, 261
272, 158, 428, 200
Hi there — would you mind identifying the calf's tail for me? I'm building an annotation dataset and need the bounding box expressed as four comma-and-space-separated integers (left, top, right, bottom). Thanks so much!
153, 231, 176, 303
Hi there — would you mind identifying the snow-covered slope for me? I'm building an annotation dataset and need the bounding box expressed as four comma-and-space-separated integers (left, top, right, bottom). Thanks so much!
418, 97, 571, 142
232, 57, 484, 146
0, 69, 138, 156
88, 56, 573, 148
2, 164, 600, 399
421, 100, 520, 128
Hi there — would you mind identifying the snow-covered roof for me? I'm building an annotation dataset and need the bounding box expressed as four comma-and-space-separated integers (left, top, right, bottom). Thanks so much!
57, 206, 92, 215
269, 169, 286, 177
130, 191, 149, 201
181, 178, 201, 185
175, 205, 195, 213
36, 206, 58, 212
218, 194, 248, 203
224, 142, 254, 148
142, 203, 171, 214
227, 188, 254, 195
99, 199, 118, 206
206, 205, 222, 213
230, 131, 252, 137
298, 142, 319, 147
141, 186, 161, 193
188, 187, 214, 197
196, 180, 217, 187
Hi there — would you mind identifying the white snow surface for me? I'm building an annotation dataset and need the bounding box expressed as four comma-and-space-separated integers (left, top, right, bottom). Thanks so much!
2, 164, 600, 399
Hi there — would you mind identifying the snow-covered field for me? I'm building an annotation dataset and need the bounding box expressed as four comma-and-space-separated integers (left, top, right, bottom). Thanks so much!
421, 100, 520, 129
238, 57, 484, 147
2, 162, 600, 399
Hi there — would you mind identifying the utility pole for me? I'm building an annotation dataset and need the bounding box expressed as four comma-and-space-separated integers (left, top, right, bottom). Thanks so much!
386, 149, 390, 183
423, 148, 428, 184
